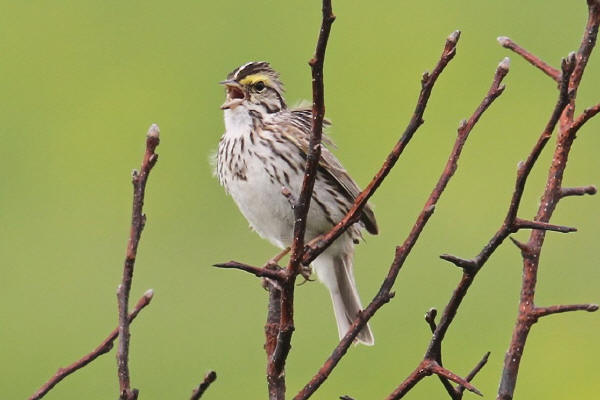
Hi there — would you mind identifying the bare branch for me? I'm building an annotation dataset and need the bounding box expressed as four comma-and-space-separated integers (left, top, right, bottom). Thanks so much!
429, 362, 483, 396
497, 36, 560, 82
265, 284, 284, 399
267, 3, 336, 396
117, 124, 160, 400
498, 4, 600, 399
386, 360, 482, 400
295, 47, 508, 400
456, 352, 491, 396
190, 371, 217, 400
439, 254, 477, 272
560, 185, 597, 198
425, 308, 438, 332
534, 303, 599, 318
29, 291, 154, 400
302, 30, 462, 266
213, 261, 285, 280
571, 103, 600, 133
513, 218, 577, 233
443, 52, 576, 272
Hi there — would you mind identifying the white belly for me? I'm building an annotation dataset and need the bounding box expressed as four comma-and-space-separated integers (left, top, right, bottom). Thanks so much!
216, 107, 353, 250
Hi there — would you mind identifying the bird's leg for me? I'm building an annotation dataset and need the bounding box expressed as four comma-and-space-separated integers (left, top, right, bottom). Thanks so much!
263, 246, 291, 269
261, 247, 290, 291
296, 265, 314, 286
296, 234, 327, 285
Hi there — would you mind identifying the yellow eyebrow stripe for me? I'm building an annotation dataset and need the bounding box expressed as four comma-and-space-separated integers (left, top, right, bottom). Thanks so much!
239, 74, 270, 86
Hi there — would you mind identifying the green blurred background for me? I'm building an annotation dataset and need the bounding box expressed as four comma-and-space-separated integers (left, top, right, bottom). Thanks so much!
1, 1, 598, 399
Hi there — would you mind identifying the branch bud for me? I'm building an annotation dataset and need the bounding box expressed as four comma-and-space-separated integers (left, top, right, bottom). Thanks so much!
497, 36, 511, 47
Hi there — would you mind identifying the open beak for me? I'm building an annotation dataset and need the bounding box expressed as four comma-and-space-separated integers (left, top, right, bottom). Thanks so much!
219, 80, 245, 110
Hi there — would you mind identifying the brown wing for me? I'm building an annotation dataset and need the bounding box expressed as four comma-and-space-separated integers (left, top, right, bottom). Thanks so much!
279, 108, 378, 235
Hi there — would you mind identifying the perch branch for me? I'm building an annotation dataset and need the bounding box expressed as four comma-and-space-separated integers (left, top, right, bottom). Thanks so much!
190, 371, 217, 400
117, 123, 160, 400
265, 2, 336, 398
29, 291, 154, 400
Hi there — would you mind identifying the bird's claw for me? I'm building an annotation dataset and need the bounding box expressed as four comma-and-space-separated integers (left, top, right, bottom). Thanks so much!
297, 265, 314, 286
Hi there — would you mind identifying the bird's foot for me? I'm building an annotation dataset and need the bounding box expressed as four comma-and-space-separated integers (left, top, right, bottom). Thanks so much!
297, 265, 314, 286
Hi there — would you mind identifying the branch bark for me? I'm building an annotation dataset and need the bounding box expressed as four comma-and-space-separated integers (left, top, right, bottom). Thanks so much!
117, 124, 160, 400
190, 371, 217, 400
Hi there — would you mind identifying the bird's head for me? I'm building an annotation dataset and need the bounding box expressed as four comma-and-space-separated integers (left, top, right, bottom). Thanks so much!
220, 61, 286, 113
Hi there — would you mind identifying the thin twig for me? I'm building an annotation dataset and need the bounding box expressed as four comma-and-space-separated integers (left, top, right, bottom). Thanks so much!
560, 185, 597, 198
382, 57, 511, 400
440, 53, 576, 272
571, 102, 600, 133
117, 124, 160, 400
29, 291, 154, 400
456, 352, 491, 396
213, 261, 286, 280
302, 31, 462, 266
534, 303, 599, 317
497, 36, 560, 82
190, 371, 217, 400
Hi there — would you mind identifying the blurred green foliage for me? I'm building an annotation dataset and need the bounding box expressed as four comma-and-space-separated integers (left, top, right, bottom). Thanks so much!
1, 1, 598, 399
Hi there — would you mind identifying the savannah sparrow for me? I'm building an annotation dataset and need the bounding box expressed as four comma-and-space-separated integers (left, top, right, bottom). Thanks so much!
215, 61, 377, 345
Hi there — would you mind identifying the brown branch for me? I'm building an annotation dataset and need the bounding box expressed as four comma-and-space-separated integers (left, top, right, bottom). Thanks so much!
571, 102, 600, 133
213, 261, 286, 280
263, 4, 336, 399
117, 124, 160, 400
265, 284, 284, 399
190, 371, 217, 400
498, 3, 600, 399
440, 53, 575, 272
534, 303, 599, 318
497, 36, 560, 82
513, 218, 577, 233
295, 42, 509, 400
386, 360, 482, 400
388, 51, 580, 400
302, 31, 462, 266
29, 291, 154, 400
559, 185, 597, 198
456, 352, 491, 396
423, 308, 460, 399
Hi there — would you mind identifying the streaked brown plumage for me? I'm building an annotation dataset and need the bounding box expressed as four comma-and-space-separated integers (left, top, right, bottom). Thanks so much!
215, 61, 377, 345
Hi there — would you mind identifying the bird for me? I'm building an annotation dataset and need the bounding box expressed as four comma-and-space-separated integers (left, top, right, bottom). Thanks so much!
214, 61, 377, 345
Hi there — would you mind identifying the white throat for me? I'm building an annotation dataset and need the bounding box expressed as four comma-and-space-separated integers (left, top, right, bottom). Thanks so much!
223, 106, 253, 138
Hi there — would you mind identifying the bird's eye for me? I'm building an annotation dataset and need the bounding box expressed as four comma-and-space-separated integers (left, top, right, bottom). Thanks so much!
254, 81, 266, 92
